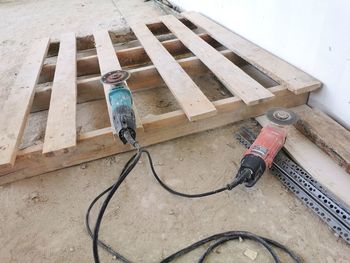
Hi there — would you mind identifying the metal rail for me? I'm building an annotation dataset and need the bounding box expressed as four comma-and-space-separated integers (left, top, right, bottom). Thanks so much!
236, 127, 350, 245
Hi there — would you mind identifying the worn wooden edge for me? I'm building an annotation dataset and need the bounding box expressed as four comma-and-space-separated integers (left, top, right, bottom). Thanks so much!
294, 105, 350, 174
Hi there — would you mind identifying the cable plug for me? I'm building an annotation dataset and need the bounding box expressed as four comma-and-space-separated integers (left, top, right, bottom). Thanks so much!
122, 129, 139, 150
227, 168, 253, 190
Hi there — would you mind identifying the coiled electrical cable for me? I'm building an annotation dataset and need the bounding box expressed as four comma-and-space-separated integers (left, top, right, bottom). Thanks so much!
86, 148, 302, 263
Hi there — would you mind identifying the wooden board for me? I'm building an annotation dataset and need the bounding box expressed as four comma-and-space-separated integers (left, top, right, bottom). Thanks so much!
39, 32, 222, 84
256, 106, 350, 208
93, 30, 143, 131
131, 22, 217, 121
32, 49, 242, 113
0, 38, 50, 167
0, 14, 319, 184
43, 33, 77, 154
0, 88, 307, 185
161, 15, 274, 105
294, 106, 350, 174
183, 11, 321, 94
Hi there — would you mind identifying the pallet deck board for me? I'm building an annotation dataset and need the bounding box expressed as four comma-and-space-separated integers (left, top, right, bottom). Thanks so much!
0, 90, 308, 185
32, 49, 240, 113
182, 11, 321, 94
0, 12, 320, 184
0, 38, 50, 167
43, 33, 77, 154
131, 22, 217, 121
161, 15, 275, 105
93, 30, 143, 131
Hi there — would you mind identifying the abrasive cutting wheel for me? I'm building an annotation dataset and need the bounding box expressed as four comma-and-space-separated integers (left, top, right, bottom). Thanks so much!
101, 70, 130, 85
266, 107, 299, 126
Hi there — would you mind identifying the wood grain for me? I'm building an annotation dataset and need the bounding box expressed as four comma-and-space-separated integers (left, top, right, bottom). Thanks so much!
161, 15, 274, 105
131, 22, 217, 121
0, 37, 50, 167
183, 11, 321, 95
43, 33, 77, 154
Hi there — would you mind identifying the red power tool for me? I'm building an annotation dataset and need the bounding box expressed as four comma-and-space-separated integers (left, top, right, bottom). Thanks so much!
235, 108, 298, 187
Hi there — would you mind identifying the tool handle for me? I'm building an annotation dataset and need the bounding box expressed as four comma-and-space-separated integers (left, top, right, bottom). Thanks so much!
244, 123, 287, 168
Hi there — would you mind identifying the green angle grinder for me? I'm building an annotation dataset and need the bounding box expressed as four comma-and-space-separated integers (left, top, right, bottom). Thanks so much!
101, 70, 137, 145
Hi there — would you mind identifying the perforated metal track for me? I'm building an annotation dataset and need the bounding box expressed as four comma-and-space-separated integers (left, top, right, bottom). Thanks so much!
235, 127, 350, 245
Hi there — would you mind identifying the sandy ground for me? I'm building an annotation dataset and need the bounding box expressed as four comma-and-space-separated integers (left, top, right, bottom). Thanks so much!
1, 0, 350, 262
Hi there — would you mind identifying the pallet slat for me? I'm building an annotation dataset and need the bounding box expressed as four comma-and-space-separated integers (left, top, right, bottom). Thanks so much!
182, 11, 321, 94
39, 32, 220, 84
0, 37, 50, 167
0, 88, 308, 185
0, 13, 321, 184
32, 49, 239, 113
131, 23, 217, 121
43, 33, 77, 154
93, 30, 143, 132
161, 15, 274, 105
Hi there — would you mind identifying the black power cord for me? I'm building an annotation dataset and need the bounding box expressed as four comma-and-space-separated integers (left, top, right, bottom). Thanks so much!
86, 148, 302, 263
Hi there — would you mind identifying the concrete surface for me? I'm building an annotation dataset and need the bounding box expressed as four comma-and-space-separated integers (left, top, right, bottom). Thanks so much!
0, 0, 350, 262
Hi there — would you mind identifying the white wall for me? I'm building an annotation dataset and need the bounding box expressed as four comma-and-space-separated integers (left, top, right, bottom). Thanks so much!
170, 0, 350, 128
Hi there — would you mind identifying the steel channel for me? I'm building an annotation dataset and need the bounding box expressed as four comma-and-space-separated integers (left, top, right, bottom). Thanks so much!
235, 128, 350, 245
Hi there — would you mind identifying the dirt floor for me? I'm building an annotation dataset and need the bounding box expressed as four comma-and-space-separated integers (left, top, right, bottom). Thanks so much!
1, 0, 350, 262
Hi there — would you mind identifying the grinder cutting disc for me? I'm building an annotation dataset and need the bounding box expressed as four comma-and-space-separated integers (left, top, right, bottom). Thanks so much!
266, 107, 299, 126
101, 70, 130, 85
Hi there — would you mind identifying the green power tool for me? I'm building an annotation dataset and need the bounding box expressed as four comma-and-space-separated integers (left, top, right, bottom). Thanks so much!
101, 70, 137, 145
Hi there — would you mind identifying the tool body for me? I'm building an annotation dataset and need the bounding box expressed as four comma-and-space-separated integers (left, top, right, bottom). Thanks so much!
235, 108, 298, 187
101, 70, 137, 145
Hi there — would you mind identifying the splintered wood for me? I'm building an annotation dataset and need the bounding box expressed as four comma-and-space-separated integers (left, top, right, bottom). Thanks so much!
0, 12, 321, 184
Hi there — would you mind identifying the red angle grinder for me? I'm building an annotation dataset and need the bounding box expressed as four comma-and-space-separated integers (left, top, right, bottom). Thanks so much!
234, 107, 299, 187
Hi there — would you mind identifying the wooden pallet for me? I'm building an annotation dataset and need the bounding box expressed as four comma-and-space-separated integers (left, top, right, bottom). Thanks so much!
0, 12, 321, 185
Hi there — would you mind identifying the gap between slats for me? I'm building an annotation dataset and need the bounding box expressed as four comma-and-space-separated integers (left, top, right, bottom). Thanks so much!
130, 22, 217, 121
160, 15, 275, 106
182, 11, 321, 94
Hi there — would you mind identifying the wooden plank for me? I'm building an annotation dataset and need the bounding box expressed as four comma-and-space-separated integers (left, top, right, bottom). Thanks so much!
0, 37, 50, 168
141, 85, 306, 131
43, 33, 77, 154
183, 11, 321, 94
294, 106, 350, 174
39, 31, 217, 84
0, 89, 307, 185
131, 23, 217, 121
256, 106, 350, 208
32, 49, 243, 113
161, 15, 274, 105
93, 30, 143, 131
